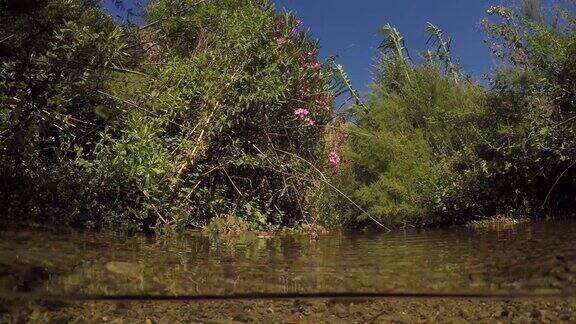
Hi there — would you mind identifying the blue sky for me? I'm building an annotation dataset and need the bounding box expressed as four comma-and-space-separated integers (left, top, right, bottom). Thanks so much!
273, 0, 506, 92
102, 0, 518, 92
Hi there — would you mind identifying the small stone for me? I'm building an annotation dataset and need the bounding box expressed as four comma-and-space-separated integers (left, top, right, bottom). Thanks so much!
291, 300, 309, 314
332, 304, 349, 318
494, 307, 509, 318
232, 313, 249, 322
459, 309, 471, 319
145, 319, 152, 324
532, 309, 544, 318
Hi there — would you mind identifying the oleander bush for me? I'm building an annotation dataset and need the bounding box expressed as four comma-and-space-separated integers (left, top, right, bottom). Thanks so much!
1, 0, 342, 231
82, 0, 340, 231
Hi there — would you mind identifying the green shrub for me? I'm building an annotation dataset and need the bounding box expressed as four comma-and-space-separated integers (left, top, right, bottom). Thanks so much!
328, 1, 576, 229
81, 0, 337, 230
0, 0, 130, 225
320, 25, 487, 229
334, 67, 486, 228
469, 3, 576, 215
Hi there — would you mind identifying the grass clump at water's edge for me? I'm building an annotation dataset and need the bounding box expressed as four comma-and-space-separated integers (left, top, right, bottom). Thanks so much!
204, 214, 331, 239
467, 215, 531, 230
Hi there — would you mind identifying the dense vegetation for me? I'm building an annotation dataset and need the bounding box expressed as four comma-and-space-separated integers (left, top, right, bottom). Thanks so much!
1, 0, 345, 232
325, 0, 576, 228
1, 0, 575, 232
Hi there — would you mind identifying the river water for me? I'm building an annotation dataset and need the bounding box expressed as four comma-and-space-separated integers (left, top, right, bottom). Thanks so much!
1, 220, 576, 322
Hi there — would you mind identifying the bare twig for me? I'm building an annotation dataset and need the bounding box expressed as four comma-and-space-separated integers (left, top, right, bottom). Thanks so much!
541, 160, 576, 209
223, 168, 243, 197
176, 100, 220, 178
0, 34, 14, 44
176, 71, 241, 180
108, 66, 154, 78
151, 204, 171, 225
360, 309, 389, 324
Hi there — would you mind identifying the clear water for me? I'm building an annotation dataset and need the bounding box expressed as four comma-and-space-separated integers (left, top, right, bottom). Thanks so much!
1, 220, 575, 298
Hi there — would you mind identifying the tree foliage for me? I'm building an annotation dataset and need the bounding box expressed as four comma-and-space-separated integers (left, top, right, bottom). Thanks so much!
0, 0, 130, 223
474, 0, 576, 215
83, 0, 337, 230
4, 0, 576, 232
326, 29, 486, 227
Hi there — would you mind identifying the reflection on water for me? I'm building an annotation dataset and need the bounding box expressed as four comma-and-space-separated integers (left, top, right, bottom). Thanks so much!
1, 220, 576, 297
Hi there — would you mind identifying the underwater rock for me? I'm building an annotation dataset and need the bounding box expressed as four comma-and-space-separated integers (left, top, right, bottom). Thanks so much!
105, 261, 143, 280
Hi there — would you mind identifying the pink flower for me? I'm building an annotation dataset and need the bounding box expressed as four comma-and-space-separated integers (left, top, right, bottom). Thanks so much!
292, 19, 302, 37
309, 61, 321, 70
292, 28, 299, 37
328, 151, 341, 167
274, 36, 285, 45
294, 108, 309, 118
294, 108, 315, 126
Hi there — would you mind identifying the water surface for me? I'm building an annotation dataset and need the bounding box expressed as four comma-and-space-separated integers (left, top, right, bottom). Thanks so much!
1, 220, 576, 298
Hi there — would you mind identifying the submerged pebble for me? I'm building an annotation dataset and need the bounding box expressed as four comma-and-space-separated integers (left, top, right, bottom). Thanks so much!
105, 261, 143, 280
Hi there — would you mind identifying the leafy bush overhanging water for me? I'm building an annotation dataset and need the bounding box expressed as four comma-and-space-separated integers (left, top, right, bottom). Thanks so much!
0, 0, 347, 231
